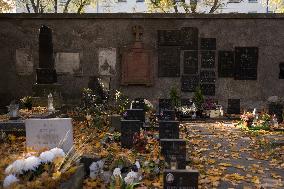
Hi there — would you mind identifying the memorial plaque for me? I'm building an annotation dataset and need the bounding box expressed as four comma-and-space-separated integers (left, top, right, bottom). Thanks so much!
181, 99, 193, 107
98, 48, 116, 76
15, 49, 33, 76
201, 51, 215, 68
25, 118, 73, 152
0, 121, 25, 136
158, 30, 181, 46
132, 98, 146, 110
181, 27, 198, 50
200, 38, 216, 50
158, 46, 180, 77
227, 99, 240, 114
235, 47, 258, 80
268, 103, 283, 123
159, 121, 179, 139
181, 75, 199, 92
164, 169, 199, 189
200, 70, 216, 83
161, 110, 176, 121
55, 52, 81, 75
200, 84, 215, 96
160, 139, 187, 169
121, 120, 141, 149
126, 109, 145, 122
159, 99, 173, 114
183, 51, 198, 74
218, 51, 234, 78
279, 63, 284, 79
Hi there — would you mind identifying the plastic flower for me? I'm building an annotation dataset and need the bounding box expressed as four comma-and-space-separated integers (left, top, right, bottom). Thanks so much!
113, 168, 121, 177
5, 159, 25, 175
124, 171, 137, 185
23, 156, 41, 171
50, 147, 65, 158
40, 151, 55, 163
3, 174, 19, 188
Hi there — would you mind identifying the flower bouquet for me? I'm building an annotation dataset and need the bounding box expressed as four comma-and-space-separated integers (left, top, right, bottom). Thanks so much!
240, 112, 255, 127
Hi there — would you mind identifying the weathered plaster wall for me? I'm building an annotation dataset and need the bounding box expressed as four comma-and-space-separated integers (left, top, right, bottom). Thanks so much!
0, 14, 283, 110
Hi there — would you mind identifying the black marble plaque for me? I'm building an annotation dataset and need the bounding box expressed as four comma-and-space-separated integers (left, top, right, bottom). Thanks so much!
181, 99, 193, 106
201, 51, 215, 68
181, 27, 198, 50
183, 51, 198, 74
201, 38, 216, 50
158, 46, 180, 77
200, 70, 216, 83
279, 63, 284, 79
268, 103, 283, 123
132, 98, 146, 110
218, 51, 234, 78
181, 75, 199, 92
126, 109, 145, 122
160, 110, 176, 121
235, 47, 258, 80
121, 120, 142, 148
160, 139, 187, 169
159, 121, 179, 139
159, 99, 173, 114
227, 99, 240, 114
200, 84, 215, 96
158, 30, 181, 46
164, 169, 199, 189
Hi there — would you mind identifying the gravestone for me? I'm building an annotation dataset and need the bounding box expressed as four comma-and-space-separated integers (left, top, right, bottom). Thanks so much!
234, 47, 258, 80
121, 25, 153, 86
201, 51, 215, 68
98, 48, 116, 76
181, 75, 199, 92
110, 115, 121, 132
126, 109, 145, 122
183, 51, 198, 74
25, 118, 73, 152
164, 169, 199, 189
181, 27, 198, 50
200, 38, 216, 50
161, 110, 176, 121
268, 103, 283, 123
200, 84, 215, 96
159, 99, 173, 114
159, 121, 179, 139
181, 99, 193, 107
158, 30, 181, 46
160, 139, 187, 169
218, 51, 234, 78
227, 99, 240, 114
132, 98, 146, 110
37, 25, 57, 84
121, 120, 141, 148
158, 46, 180, 77
0, 120, 25, 136
200, 70, 216, 83
279, 63, 284, 79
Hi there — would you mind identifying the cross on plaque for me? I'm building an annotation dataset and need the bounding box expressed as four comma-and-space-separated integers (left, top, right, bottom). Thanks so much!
132, 25, 143, 41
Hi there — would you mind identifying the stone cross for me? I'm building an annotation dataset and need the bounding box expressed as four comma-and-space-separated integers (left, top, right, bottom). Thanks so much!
132, 25, 143, 42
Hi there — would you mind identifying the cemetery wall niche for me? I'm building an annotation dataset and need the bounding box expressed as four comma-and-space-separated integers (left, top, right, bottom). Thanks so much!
0, 14, 284, 110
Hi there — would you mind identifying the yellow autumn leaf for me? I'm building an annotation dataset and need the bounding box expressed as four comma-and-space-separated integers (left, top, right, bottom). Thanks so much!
219, 163, 232, 167
251, 176, 260, 184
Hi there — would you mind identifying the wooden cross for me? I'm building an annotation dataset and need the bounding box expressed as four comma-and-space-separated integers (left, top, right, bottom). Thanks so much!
133, 25, 143, 41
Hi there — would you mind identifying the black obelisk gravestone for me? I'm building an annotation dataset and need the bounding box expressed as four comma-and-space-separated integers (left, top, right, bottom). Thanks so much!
36, 25, 57, 84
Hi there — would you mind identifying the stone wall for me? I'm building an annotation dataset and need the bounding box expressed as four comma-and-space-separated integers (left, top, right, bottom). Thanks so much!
0, 14, 283, 111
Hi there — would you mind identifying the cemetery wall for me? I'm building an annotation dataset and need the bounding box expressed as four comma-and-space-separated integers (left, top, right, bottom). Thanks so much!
0, 14, 284, 111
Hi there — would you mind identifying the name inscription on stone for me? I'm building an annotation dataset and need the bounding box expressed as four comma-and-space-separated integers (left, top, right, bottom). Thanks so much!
183, 51, 198, 74
218, 51, 234, 78
158, 46, 180, 77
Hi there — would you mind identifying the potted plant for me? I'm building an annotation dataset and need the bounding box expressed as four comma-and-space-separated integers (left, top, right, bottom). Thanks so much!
20, 96, 33, 110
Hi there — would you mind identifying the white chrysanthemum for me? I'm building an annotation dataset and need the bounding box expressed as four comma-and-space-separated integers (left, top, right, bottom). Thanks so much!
40, 151, 55, 163
5, 159, 25, 175
124, 176, 135, 185
3, 174, 19, 188
50, 147, 65, 158
113, 168, 121, 177
23, 156, 41, 171
135, 161, 141, 169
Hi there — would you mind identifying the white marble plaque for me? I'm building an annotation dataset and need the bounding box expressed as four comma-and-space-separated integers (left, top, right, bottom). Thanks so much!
98, 48, 116, 76
25, 118, 73, 152
55, 52, 80, 74
15, 49, 33, 75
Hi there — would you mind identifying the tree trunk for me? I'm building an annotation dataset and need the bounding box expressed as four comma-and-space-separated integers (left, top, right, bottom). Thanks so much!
30, 0, 38, 13
54, 0, 58, 13
209, 0, 219, 13
63, 0, 72, 13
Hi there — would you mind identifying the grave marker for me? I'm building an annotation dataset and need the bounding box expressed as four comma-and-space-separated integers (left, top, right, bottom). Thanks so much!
25, 118, 73, 152
160, 139, 187, 169
121, 120, 141, 148
164, 169, 199, 189
181, 75, 199, 92
181, 27, 198, 50
158, 46, 180, 77
159, 121, 179, 139
161, 110, 176, 121
200, 38, 216, 50
227, 99, 240, 114
159, 99, 173, 114
126, 109, 145, 122
218, 51, 234, 78
201, 51, 215, 69
183, 51, 198, 74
